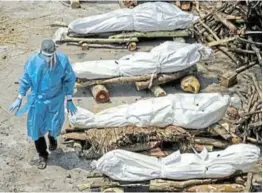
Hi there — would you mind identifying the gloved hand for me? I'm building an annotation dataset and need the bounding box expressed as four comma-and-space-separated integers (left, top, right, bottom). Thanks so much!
9, 98, 22, 113
66, 100, 77, 115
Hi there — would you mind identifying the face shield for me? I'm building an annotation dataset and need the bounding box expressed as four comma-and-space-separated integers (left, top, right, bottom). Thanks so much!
40, 40, 57, 69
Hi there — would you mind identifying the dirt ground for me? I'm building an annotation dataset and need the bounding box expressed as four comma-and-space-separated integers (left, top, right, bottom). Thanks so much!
0, 1, 261, 192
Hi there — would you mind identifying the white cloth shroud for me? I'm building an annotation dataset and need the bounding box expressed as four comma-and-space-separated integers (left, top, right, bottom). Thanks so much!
68, 93, 230, 129
90, 144, 260, 181
71, 41, 212, 79
68, 2, 199, 34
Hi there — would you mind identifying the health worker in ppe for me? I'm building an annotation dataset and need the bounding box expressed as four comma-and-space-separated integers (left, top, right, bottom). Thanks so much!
9, 39, 77, 169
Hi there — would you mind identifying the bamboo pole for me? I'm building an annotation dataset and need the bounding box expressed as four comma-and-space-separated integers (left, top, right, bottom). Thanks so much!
81, 43, 127, 50
109, 30, 191, 39
62, 36, 138, 44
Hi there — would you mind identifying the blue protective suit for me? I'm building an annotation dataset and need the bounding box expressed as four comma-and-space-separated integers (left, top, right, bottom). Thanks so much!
17, 52, 76, 141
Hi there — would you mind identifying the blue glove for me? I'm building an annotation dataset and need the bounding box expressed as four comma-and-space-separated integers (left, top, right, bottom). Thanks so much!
9, 98, 22, 113
66, 100, 77, 115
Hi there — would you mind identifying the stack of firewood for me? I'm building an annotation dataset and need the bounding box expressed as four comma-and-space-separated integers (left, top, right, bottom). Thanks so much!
76, 66, 198, 103
229, 72, 262, 144
75, 171, 254, 192
63, 125, 192, 159
194, 1, 262, 66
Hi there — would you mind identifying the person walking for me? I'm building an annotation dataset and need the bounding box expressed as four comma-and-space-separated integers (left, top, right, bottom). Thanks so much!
9, 39, 77, 169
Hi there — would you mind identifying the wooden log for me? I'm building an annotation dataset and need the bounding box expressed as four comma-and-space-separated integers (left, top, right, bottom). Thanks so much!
245, 173, 253, 192
186, 184, 245, 192
87, 172, 104, 178
244, 31, 262, 35
251, 45, 262, 65
135, 67, 194, 91
194, 144, 214, 152
150, 86, 167, 97
144, 147, 168, 157
248, 36, 262, 65
214, 12, 237, 33
234, 176, 246, 185
119, 0, 137, 8
194, 137, 229, 148
208, 123, 238, 143
173, 37, 186, 43
50, 21, 68, 27
219, 71, 238, 88
238, 37, 262, 46
109, 30, 190, 39
247, 137, 261, 144
224, 14, 243, 21
63, 132, 87, 141
81, 43, 127, 50
90, 85, 110, 103
70, 0, 81, 9
228, 48, 256, 55
149, 179, 218, 192
62, 36, 138, 44
208, 36, 237, 47
75, 74, 158, 88
180, 75, 200, 93
248, 73, 262, 99
76, 177, 118, 191
195, 29, 238, 64
198, 20, 220, 41
217, 46, 239, 64
127, 42, 137, 51
219, 62, 257, 88
73, 141, 83, 157
103, 187, 124, 193
181, 1, 192, 11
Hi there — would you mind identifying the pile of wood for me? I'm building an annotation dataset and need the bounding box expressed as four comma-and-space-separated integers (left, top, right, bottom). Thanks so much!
75, 169, 257, 192
63, 125, 192, 159
229, 72, 262, 144
194, 1, 262, 66
75, 65, 198, 103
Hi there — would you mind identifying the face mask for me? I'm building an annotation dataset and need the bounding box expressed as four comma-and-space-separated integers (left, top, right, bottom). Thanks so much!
41, 52, 56, 69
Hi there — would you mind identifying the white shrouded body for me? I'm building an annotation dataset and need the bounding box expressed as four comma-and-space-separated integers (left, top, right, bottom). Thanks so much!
91, 144, 260, 181
72, 41, 212, 80
68, 93, 230, 129
68, 2, 199, 34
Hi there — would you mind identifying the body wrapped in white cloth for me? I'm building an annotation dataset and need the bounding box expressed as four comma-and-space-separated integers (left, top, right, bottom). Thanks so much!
68, 93, 230, 129
91, 144, 260, 181
72, 41, 212, 80
68, 2, 199, 34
